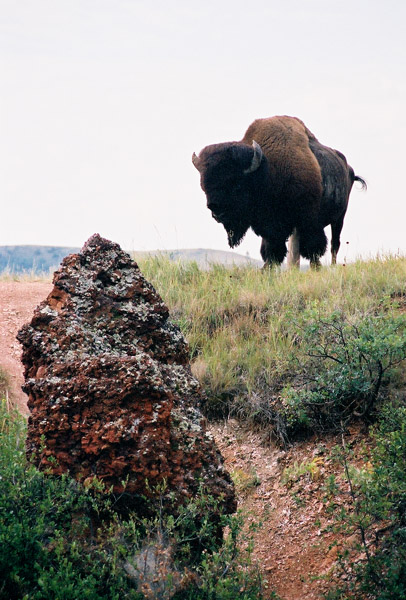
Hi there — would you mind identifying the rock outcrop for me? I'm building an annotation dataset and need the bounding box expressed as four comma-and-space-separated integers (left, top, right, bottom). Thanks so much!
17, 234, 236, 514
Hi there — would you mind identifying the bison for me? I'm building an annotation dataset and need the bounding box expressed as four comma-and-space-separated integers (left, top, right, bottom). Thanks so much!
192, 116, 366, 267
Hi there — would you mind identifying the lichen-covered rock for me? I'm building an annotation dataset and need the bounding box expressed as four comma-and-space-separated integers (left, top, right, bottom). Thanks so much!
17, 234, 236, 514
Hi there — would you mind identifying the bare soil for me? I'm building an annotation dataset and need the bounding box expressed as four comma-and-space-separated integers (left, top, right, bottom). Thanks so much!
212, 421, 365, 599
0, 281, 52, 414
0, 281, 363, 599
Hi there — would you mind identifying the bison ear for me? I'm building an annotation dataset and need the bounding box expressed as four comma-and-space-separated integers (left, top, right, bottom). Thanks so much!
243, 141, 263, 174
192, 152, 201, 171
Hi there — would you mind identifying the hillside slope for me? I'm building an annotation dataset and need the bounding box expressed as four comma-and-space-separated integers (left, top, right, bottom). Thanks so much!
0, 245, 79, 274
2, 257, 406, 599
0, 279, 355, 599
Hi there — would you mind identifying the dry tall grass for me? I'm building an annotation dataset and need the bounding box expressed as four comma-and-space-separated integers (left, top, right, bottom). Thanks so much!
139, 255, 406, 425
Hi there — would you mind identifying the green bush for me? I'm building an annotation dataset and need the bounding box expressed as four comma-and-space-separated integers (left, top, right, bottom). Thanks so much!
278, 308, 406, 440
325, 403, 406, 599
0, 402, 265, 600
0, 403, 136, 600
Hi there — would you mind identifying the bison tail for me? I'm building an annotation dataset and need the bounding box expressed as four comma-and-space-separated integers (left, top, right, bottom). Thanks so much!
354, 175, 367, 190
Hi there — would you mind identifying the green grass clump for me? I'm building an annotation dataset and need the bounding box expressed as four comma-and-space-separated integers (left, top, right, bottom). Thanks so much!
281, 457, 323, 486
0, 402, 265, 600
138, 255, 406, 442
0, 368, 9, 401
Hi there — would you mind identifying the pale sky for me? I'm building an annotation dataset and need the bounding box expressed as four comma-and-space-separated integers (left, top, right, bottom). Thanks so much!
1, 0, 405, 263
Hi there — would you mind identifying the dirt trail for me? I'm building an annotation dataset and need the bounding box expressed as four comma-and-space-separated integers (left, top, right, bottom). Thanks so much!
0, 281, 358, 599
0, 281, 52, 413
211, 421, 353, 599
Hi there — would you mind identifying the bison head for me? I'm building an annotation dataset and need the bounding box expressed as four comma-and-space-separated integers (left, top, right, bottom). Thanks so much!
192, 141, 264, 248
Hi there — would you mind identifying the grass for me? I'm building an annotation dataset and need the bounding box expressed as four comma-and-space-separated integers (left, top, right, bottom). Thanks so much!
281, 457, 323, 486
0, 268, 53, 282
3, 253, 406, 440
138, 255, 406, 440
0, 368, 10, 404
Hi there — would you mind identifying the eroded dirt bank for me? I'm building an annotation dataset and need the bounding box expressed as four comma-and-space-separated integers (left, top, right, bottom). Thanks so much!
1, 280, 360, 599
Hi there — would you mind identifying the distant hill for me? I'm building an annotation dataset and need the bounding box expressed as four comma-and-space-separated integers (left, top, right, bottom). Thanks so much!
0, 245, 80, 274
0, 245, 262, 274
132, 248, 262, 269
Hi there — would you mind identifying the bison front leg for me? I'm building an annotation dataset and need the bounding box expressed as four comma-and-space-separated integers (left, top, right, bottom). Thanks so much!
297, 225, 327, 267
260, 237, 287, 267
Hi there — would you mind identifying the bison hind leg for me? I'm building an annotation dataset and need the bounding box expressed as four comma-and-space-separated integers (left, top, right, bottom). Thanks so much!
287, 229, 301, 268
331, 214, 346, 265
298, 228, 327, 264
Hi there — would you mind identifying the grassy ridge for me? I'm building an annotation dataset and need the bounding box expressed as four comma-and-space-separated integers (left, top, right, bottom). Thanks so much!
139, 255, 406, 438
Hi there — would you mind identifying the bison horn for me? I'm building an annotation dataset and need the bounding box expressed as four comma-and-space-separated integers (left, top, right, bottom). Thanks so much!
192, 152, 201, 171
243, 141, 263, 174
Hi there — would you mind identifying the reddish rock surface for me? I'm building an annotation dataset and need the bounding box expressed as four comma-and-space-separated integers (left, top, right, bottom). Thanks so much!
17, 234, 236, 513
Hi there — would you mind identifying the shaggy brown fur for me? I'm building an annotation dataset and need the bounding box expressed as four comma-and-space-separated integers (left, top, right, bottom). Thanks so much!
242, 116, 323, 203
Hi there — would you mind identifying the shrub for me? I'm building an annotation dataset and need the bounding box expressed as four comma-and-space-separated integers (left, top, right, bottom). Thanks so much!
325, 402, 406, 599
0, 402, 135, 600
0, 402, 265, 600
278, 308, 406, 440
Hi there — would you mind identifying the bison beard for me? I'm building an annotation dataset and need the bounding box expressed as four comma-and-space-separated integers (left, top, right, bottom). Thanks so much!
192, 116, 366, 267
223, 215, 250, 248
227, 227, 246, 248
